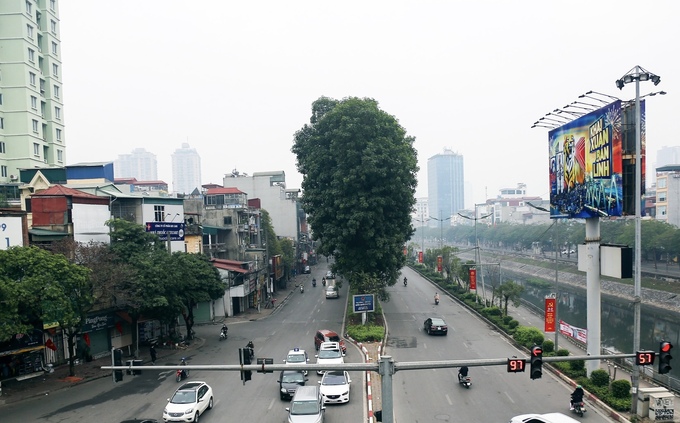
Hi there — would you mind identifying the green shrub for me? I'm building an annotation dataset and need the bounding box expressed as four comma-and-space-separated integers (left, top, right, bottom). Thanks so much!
610, 379, 631, 399
346, 325, 384, 342
513, 326, 545, 349
569, 359, 585, 372
542, 340, 554, 353
502, 315, 514, 324
507, 319, 519, 329
481, 306, 502, 317
602, 395, 631, 412
590, 369, 609, 387
556, 348, 570, 356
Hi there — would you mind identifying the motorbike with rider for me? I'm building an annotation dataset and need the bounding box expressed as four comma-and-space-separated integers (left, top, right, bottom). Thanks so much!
458, 366, 471, 388
176, 358, 189, 382
219, 324, 228, 341
312, 278, 317, 287
570, 385, 586, 416
300, 283, 304, 293
434, 292, 440, 305
403, 277, 407, 286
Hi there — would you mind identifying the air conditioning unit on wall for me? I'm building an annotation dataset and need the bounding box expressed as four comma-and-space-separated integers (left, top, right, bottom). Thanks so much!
9, 175, 18, 181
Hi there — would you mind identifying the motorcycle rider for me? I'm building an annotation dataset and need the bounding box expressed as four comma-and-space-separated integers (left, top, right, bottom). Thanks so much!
458, 365, 469, 383
322, 277, 326, 286
434, 292, 440, 304
312, 278, 317, 287
221, 324, 228, 338
403, 277, 407, 286
570, 384, 584, 410
300, 283, 304, 293
246, 340, 255, 359
179, 357, 188, 379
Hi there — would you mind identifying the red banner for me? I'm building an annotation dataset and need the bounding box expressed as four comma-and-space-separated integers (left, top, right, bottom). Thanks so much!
418, 251, 423, 263
437, 256, 443, 272
544, 297, 556, 333
469, 268, 477, 290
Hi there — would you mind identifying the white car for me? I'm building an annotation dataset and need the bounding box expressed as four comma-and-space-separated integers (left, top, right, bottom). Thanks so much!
163, 381, 213, 422
509, 412, 580, 423
318, 370, 351, 404
315, 342, 344, 375
284, 348, 309, 375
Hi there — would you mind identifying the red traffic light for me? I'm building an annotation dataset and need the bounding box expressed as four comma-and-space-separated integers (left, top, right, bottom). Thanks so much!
662, 342, 673, 353
532, 347, 543, 356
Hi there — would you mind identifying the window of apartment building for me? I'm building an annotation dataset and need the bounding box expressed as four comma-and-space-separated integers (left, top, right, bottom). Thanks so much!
29, 72, 36, 86
28, 48, 35, 63
52, 64, 58, 77
50, 20, 57, 35
658, 192, 667, 202
40, 101, 46, 117
33, 143, 40, 156
57, 149, 63, 163
657, 177, 667, 189
50, 0, 55, 11
1, 166, 7, 178
31, 95, 37, 110
657, 206, 667, 216
27, 24, 34, 39
53, 84, 60, 98
26, 1, 32, 15
54, 106, 61, 120
0, 117, 4, 129
0, 93, 3, 105
154, 205, 165, 222
55, 128, 62, 141
32, 120, 39, 134
0, 141, 6, 154
52, 41, 58, 55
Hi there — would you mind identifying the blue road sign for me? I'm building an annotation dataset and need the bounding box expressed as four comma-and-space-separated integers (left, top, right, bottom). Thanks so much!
353, 294, 375, 313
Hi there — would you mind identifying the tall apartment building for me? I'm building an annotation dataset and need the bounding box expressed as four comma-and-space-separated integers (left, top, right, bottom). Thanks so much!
427, 148, 464, 226
0, 0, 65, 190
171, 143, 201, 195
114, 148, 158, 181
655, 165, 680, 227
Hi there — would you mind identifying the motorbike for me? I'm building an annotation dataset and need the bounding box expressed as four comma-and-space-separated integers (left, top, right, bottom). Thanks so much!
458, 373, 471, 388
571, 401, 586, 417
312, 279, 317, 287
300, 284, 304, 293
176, 359, 189, 382
245, 341, 255, 360
403, 278, 407, 286
322, 279, 326, 286
435, 297, 440, 305
219, 328, 228, 341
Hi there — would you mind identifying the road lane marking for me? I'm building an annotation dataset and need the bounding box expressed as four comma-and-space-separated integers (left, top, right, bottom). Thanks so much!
446, 393, 453, 405
504, 391, 515, 403
267, 397, 275, 410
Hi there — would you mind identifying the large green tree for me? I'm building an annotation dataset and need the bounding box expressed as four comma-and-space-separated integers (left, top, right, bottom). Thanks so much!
292, 96, 418, 293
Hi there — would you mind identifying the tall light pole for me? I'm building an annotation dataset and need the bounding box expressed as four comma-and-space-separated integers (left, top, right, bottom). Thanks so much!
616, 65, 661, 415
458, 205, 492, 302
429, 210, 451, 249
528, 202, 561, 350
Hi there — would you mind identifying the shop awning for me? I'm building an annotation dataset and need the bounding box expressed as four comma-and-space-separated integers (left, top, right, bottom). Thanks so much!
0, 345, 44, 358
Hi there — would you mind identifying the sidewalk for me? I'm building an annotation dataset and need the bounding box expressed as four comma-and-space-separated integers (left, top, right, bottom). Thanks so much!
0, 287, 294, 406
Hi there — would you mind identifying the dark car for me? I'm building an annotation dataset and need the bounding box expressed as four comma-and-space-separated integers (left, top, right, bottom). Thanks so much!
424, 317, 448, 335
314, 329, 346, 354
278, 370, 308, 400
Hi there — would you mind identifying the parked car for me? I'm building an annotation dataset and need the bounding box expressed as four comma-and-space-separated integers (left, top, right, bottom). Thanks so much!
314, 329, 346, 354
315, 342, 344, 375
278, 370, 308, 401
318, 370, 351, 404
163, 381, 213, 423
509, 412, 580, 423
423, 317, 448, 335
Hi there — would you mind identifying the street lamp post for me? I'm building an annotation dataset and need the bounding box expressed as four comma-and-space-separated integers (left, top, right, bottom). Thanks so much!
429, 210, 451, 250
616, 65, 661, 416
457, 205, 492, 302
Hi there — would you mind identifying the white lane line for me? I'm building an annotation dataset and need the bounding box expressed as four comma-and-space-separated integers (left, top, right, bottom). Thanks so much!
504, 391, 515, 403
267, 397, 275, 410
445, 393, 453, 405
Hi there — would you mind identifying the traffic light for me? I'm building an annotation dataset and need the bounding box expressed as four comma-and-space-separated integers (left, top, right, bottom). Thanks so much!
240, 348, 252, 383
530, 345, 543, 380
113, 348, 124, 382
659, 341, 673, 374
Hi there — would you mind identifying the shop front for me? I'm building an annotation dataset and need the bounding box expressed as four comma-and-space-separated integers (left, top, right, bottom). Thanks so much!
0, 329, 45, 382
78, 312, 115, 361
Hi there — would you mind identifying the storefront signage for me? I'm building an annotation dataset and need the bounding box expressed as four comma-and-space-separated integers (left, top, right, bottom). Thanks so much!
82, 313, 114, 333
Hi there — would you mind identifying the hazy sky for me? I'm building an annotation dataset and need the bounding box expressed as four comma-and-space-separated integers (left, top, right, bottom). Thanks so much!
60, 1, 680, 206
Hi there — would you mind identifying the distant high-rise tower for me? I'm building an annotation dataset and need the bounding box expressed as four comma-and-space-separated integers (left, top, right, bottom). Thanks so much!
657, 146, 680, 168
114, 148, 158, 181
428, 149, 464, 224
172, 143, 201, 194
0, 0, 66, 183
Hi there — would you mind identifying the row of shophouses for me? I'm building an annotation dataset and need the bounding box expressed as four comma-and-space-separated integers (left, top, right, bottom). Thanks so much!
0, 163, 310, 383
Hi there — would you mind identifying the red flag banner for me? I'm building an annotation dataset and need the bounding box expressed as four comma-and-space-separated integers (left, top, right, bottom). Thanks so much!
437, 256, 443, 272
418, 251, 423, 263
544, 297, 556, 333
469, 268, 477, 290
45, 338, 57, 351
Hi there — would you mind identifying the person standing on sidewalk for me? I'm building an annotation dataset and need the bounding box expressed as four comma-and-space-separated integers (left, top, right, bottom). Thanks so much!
149, 344, 157, 365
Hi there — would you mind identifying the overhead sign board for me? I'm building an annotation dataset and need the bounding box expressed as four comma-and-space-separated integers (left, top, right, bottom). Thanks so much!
353, 294, 375, 313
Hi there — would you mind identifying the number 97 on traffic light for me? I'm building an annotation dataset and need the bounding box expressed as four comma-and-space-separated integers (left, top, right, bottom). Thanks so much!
507, 357, 526, 373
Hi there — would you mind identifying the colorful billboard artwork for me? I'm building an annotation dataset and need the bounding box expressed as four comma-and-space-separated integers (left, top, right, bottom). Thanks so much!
548, 100, 645, 219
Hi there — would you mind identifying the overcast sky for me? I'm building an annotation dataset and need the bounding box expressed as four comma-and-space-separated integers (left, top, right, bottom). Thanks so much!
60, 1, 680, 206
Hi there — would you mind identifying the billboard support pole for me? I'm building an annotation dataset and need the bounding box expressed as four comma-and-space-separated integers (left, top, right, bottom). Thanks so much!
616, 65, 660, 416
585, 218, 601, 376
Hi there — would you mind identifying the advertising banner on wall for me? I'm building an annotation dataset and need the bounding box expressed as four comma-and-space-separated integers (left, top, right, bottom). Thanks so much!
548, 100, 645, 219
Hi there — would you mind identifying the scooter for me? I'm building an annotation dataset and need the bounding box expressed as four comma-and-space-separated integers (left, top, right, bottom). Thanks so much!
435, 297, 440, 305
300, 284, 304, 294
458, 373, 471, 388
322, 279, 326, 286
176, 359, 189, 382
245, 341, 255, 360
312, 279, 317, 287
403, 278, 407, 287
219, 328, 228, 341
571, 401, 586, 417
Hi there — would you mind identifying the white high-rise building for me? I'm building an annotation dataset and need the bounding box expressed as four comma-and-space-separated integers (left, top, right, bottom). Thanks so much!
114, 148, 158, 181
0, 0, 66, 185
171, 143, 201, 194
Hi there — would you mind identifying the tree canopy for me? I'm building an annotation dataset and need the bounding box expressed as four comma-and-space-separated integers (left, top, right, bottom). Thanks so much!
292, 96, 418, 294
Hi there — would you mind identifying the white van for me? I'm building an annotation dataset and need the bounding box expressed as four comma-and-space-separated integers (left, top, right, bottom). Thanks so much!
286, 385, 324, 423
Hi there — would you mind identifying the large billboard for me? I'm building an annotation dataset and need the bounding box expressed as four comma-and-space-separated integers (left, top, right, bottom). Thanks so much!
548, 100, 645, 219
